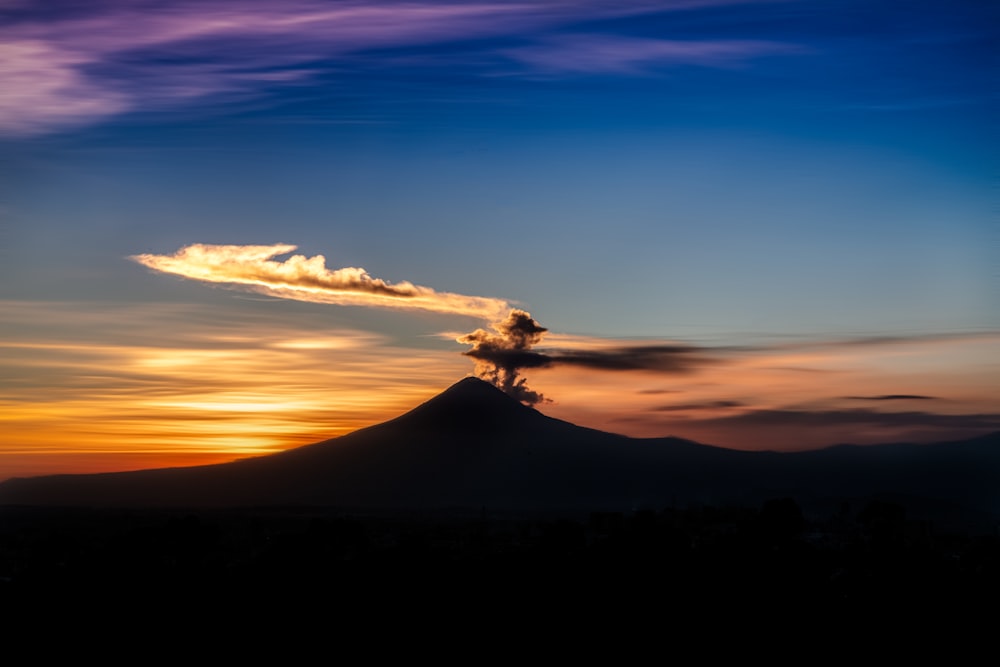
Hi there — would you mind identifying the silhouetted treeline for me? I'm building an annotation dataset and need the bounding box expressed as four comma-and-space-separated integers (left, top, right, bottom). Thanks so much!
2, 498, 997, 611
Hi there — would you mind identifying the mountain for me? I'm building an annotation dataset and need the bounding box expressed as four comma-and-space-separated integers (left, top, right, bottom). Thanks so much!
1, 377, 998, 523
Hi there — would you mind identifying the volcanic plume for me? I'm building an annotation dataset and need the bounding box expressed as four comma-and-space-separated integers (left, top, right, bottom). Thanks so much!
457, 309, 550, 405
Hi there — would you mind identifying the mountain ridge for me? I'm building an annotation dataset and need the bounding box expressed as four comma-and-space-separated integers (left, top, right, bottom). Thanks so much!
1, 377, 997, 526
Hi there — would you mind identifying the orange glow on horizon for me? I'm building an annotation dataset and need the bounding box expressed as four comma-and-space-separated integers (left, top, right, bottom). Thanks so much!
2, 299, 998, 480
0, 299, 471, 480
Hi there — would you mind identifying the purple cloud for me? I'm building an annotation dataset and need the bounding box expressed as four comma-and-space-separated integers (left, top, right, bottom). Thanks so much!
0, 1, 801, 136
505, 34, 800, 75
0, 1, 538, 135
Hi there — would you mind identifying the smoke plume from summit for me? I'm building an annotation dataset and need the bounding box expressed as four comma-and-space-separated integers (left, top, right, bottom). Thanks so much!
457, 310, 719, 405
457, 309, 550, 406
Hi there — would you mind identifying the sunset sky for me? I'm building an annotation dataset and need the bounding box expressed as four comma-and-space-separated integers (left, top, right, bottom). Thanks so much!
2, 0, 997, 480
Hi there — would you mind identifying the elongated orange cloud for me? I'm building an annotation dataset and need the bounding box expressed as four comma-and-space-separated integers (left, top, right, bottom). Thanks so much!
131, 243, 510, 319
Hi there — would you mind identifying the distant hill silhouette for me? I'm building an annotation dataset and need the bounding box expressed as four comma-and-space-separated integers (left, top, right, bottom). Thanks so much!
1, 377, 998, 525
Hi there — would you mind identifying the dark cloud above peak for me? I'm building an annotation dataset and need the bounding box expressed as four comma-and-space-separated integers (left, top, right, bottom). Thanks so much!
543, 344, 712, 373
457, 310, 719, 405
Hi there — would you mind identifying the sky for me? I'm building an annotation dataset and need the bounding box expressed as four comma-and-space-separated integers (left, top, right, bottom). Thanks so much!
1, 0, 998, 480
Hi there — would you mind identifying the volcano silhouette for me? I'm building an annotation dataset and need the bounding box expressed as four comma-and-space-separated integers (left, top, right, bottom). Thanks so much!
2, 377, 998, 520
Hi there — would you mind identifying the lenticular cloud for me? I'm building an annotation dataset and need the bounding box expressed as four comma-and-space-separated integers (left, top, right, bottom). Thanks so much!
131, 243, 510, 319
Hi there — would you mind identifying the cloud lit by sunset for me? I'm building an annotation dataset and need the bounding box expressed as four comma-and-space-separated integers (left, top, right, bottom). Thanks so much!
132, 243, 511, 320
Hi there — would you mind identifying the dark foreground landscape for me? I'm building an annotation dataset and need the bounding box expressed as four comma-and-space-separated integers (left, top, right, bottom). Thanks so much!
3, 500, 998, 612
2, 378, 998, 609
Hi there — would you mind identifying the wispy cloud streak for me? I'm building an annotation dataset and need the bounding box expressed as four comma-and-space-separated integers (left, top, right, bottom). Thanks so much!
0, 1, 800, 135
506, 35, 799, 74
132, 243, 511, 319
0, 298, 476, 478
843, 395, 937, 401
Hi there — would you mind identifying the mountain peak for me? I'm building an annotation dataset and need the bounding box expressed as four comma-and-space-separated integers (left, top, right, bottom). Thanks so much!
427, 375, 528, 410
392, 376, 539, 430
443, 375, 512, 398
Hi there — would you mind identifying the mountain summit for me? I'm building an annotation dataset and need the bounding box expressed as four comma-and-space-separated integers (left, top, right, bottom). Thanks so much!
387, 376, 540, 432
425, 375, 517, 404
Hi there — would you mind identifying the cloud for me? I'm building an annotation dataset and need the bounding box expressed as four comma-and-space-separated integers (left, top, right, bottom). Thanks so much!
843, 395, 938, 401
610, 404, 1000, 450
543, 344, 712, 372
652, 400, 744, 412
0, 38, 129, 136
703, 408, 1000, 433
0, 1, 543, 135
0, 298, 474, 479
457, 312, 718, 405
0, 1, 801, 136
505, 34, 799, 75
131, 243, 510, 319
777, 332, 1000, 350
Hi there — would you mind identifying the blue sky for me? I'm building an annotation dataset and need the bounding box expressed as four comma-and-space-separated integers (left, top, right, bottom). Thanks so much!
1, 1, 997, 477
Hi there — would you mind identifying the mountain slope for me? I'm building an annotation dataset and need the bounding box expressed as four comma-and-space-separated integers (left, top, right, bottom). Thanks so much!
1, 377, 997, 520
